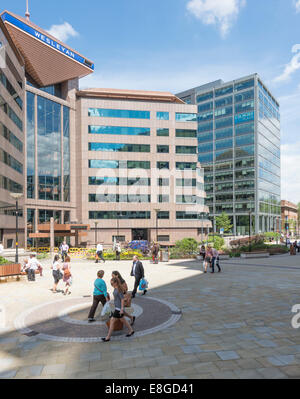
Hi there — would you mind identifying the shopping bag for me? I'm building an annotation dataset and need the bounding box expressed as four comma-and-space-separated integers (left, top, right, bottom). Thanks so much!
139, 278, 148, 291
101, 301, 111, 317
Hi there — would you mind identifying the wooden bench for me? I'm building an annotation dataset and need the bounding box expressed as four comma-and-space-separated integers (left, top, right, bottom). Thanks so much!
0, 264, 21, 281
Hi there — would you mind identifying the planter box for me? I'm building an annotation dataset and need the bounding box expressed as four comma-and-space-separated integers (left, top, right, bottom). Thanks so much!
241, 252, 270, 259
0, 263, 21, 277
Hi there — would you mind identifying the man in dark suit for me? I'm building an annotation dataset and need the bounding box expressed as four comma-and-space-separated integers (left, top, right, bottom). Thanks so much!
131, 255, 147, 298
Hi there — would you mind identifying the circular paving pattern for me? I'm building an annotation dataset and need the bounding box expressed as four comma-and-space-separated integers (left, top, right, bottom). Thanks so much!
14, 296, 182, 342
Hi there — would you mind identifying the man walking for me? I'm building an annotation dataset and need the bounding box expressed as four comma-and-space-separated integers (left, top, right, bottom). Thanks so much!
27, 253, 43, 281
211, 247, 221, 273
61, 241, 69, 262
96, 242, 105, 263
131, 255, 147, 298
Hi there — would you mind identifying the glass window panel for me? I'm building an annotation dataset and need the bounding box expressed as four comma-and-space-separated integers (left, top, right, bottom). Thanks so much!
199, 153, 213, 164
235, 122, 254, 136
198, 102, 213, 112
89, 143, 150, 153
215, 117, 233, 130
215, 138, 233, 151
176, 179, 196, 187
176, 162, 197, 170
215, 86, 233, 97
176, 212, 199, 220
157, 112, 169, 120
235, 145, 255, 158
198, 121, 213, 133
235, 134, 254, 147
215, 127, 233, 140
89, 125, 150, 136
198, 142, 213, 153
88, 108, 150, 119
198, 131, 213, 143
234, 111, 255, 125
235, 90, 254, 103
215, 106, 233, 119
236, 169, 255, 179
215, 96, 233, 108
198, 111, 213, 122
157, 128, 169, 137
157, 161, 169, 169
216, 149, 233, 161
235, 100, 254, 114
176, 146, 197, 154
175, 113, 197, 122
157, 145, 169, 153
197, 92, 213, 103
234, 79, 254, 92
89, 211, 151, 219
176, 129, 197, 138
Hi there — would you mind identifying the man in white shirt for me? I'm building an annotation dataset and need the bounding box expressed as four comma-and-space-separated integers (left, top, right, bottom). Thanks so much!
96, 243, 105, 264
211, 248, 221, 273
61, 242, 69, 262
27, 254, 42, 281
0, 242, 4, 255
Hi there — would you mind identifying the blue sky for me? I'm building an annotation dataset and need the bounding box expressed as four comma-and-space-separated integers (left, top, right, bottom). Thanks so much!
2, 0, 300, 201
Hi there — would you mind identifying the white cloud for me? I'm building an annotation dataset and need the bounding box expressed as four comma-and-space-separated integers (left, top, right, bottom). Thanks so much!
47, 22, 79, 42
274, 45, 300, 83
186, 0, 246, 37
294, 0, 300, 13
281, 142, 300, 204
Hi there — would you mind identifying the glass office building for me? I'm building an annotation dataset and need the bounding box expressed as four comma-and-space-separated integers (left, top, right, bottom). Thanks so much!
177, 74, 281, 235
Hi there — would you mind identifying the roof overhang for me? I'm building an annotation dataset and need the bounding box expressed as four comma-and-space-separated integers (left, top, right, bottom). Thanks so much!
1, 11, 94, 87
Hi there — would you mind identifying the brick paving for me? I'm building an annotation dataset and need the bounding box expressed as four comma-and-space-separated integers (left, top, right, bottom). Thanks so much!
0, 254, 300, 378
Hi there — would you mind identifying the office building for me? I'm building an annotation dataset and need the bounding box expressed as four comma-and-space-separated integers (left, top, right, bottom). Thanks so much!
0, 10, 210, 247
0, 16, 25, 248
177, 74, 281, 235
281, 200, 298, 237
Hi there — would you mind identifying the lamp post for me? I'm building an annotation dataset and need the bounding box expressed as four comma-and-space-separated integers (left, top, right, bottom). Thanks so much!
201, 212, 204, 244
94, 222, 98, 246
154, 209, 161, 242
248, 211, 252, 252
9, 193, 23, 264
117, 212, 120, 238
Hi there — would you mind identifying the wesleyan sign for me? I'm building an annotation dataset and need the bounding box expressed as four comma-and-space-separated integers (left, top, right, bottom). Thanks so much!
1, 12, 94, 70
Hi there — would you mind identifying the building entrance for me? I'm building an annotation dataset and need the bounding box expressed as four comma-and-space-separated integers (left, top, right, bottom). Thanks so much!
132, 229, 148, 241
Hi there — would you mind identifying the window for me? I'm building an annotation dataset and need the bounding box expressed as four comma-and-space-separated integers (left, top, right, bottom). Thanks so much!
236, 169, 255, 180
215, 139, 233, 151
0, 95, 23, 131
176, 179, 196, 187
158, 211, 170, 219
112, 236, 126, 242
199, 153, 213, 164
215, 117, 232, 130
175, 113, 197, 122
235, 180, 255, 191
198, 131, 213, 143
198, 111, 213, 122
235, 134, 254, 147
88, 126, 150, 136
235, 101, 254, 114
89, 160, 119, 169
127, 161, 151, 169
63, 106, 70, 202
88, 108, 150, 119
198, 122, 213, 133
0, 175, 23, 193
235, 145, 254, 158
89, 143, 150, 153
216, 149, 233, 161
157, 112, 169, 120
89, 194, 151, 203
215, 86, 233, 97
157, 161, 169, 170
236, 158, 254, 169
0, 122, 23, 152
157, 128, 169, 137
176, 129, 197, 138
158, 195, 169, 203
157, 235, 170, 242
234, 79, 254, 92
176, 195, 197, 204
235, 90, 254, 103
215, 96, 233, 108
0, 69, 23, 109
215, 107, 233, 119
198, 102, 213, 112
176, 162, 197, 170
198, 142, 213, 153
176, 212, 199, 220
0, 149, 23, 174
158, 178, 169, 186
235, 123, 254, 136
215, 127, 233, 140
89, 177, 151, 186
157, 145, 169, 153
176, 146, 197, 154
89, 211, 151, 219
197, 92, 213, 103
234, 111, 254, 125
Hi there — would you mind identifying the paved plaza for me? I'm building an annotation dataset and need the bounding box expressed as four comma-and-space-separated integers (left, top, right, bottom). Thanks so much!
0, 254, 300, 379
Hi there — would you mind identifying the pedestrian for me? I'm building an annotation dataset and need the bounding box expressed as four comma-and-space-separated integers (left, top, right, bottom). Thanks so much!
27, 253, 43, 281
88, 270, 109, 323
101, 277, 135, 342
112, 271, 135, 326
61, 241, 69, 262
211, 247, 221, 273
130, 255, 147, 298
204, 245, 213, 273
115, 242, 121, 261
95, 242, 105, 263
199, 244, 206, 261
0, 241, 4, 255
51, 255, 62, 293
62, 256, 72, 295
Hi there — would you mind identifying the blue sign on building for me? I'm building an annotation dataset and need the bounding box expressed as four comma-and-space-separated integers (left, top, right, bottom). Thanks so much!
1, 12, 94, 70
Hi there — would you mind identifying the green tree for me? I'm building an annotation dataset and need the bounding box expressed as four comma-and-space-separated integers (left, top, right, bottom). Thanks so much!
216, 212, 233, 233
174, 238, 199, 255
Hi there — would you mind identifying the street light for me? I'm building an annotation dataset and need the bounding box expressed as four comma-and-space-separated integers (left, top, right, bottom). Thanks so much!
9, 192, 23, 264
94, 222, 98, 246
248, 211, 252, 252
154, 209, 161, 242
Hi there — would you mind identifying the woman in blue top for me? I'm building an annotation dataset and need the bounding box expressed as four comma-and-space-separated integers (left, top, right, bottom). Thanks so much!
88, 270, 109, 323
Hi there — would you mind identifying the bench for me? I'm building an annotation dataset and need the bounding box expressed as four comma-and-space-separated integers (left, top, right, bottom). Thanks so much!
0, 264, 21, 280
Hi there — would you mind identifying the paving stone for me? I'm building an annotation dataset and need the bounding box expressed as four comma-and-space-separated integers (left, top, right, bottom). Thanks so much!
149, 366, 174, 378
216, 351, 240, 361
256, 339, 278, 348
80, 352, 101, 362
125, 367, 151, 379
42, 364, 66, 376
257, 367, 287, 379
0, 370, 18, 379
181, 345, 202, 354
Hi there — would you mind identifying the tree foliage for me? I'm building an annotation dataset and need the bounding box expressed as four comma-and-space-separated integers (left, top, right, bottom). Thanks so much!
174, 238, 199, 255
216, 212, 233, 233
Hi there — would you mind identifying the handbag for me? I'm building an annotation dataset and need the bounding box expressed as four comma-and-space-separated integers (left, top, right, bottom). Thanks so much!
139, 278, 148, 291
124, 292, 132, 308
64, 268, 71, 278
